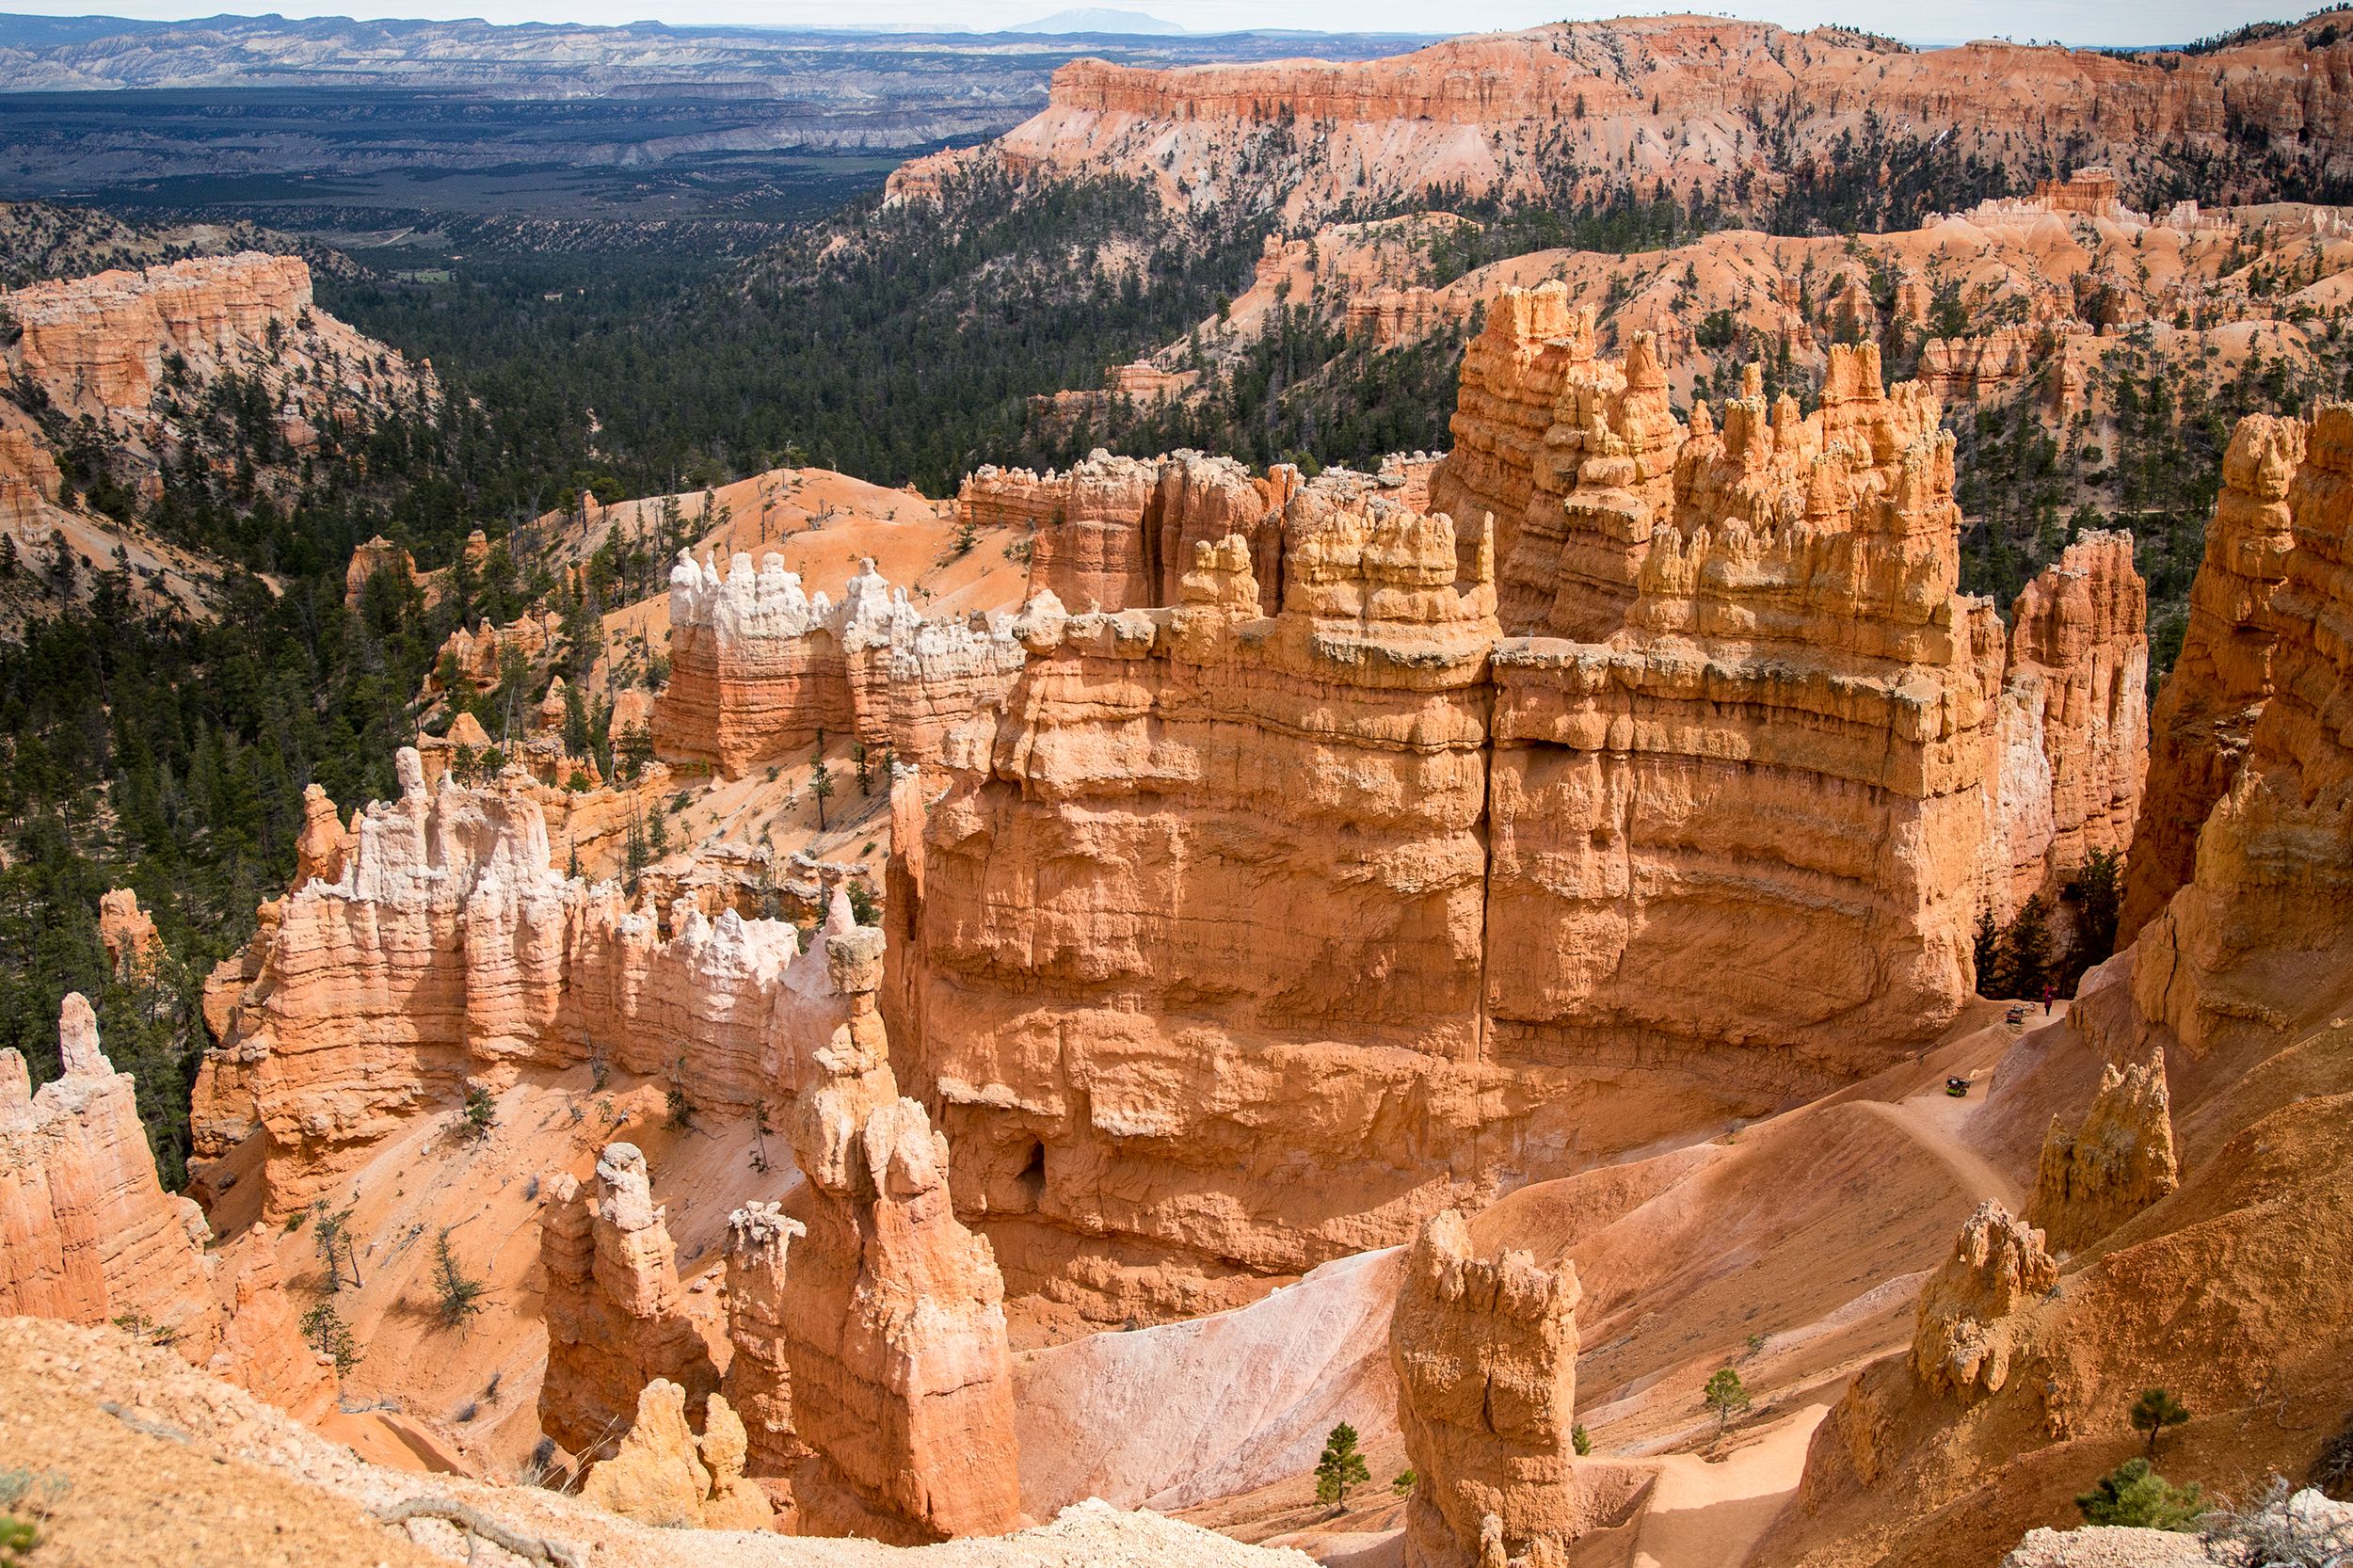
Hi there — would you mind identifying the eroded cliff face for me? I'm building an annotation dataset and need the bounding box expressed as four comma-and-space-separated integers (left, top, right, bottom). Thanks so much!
1390, 1209, 1585, 1568
892, 21, 2353, 226
2119, 414, 2305, 940
890, 306, 2152, 1327
654, 552, 1022, 778
1981, 533, 2151, 921
902, 487, 1504, 1323
1, 995, 221, 1343
958, 451, 1297, 615
0, 994, 328, 1418
538, 1141, 720, 1459
726, 927, 1023, 1544
193, 747, 866, 1218
2129, 404, 2353, 1058
1769, 407, 2353, 1567
3, 252, 433, 479
2028, 1050, 2178, 1255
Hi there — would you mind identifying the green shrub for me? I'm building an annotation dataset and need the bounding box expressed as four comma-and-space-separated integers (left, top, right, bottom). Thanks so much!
2075, 1458, 2206, 1529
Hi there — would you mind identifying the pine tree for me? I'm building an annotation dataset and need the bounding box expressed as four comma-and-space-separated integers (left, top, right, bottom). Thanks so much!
810, 749, 835, 831
1315, 1422, 1370, 1506
2131, 1388, 2191, 1458
1704, 1367, 1750, 1437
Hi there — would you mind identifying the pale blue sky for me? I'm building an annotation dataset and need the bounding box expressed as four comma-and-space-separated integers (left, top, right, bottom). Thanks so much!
0, 0, 2308, 48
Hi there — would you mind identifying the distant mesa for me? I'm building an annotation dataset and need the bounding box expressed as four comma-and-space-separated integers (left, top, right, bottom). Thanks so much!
1000, 8, 1189, 35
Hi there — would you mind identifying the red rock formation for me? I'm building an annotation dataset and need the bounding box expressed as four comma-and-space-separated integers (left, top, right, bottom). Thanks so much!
537, 1141, 718, 1459
1485, 340, 1991, 1082
893, 23, 2352, 224
0, 995, 221, 1342
963, 449, 1294, 615
896, 320, 2150, 1321
1431, 287, 1685, 634
97, 888, 160, 979
2120, 414, 2304, 940
193, 750, 868, 1217
2129, 402, 2353, 1059
1770, 405, 2353, 1568
344, 535, 417, 608
1909, 1202, 2057, 1402
721, 1197, 807, 1480
2, 253, 433, 500
1390, 1209, 1584, 1568
424, 611, 562, 700
578, 1379, 774, 1530
1980, 533, 2151, 921
2028, 1049, 2179, 1254
728, 925, 1022, 1543
0, 995, 328, 1418
899, 490, 1503, 1321
653, 552, 1019, 778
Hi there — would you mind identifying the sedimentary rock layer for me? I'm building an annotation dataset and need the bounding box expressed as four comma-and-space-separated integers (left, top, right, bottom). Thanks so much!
195, 747, 869, 1217
727, 926, 1023, 1544
1, 995, 327, 1417
892, 20, 2353, 225
959, 451, 1296, 614
2119, 414, 2304, 939
538, 1142, 719, 1458
654, 553, 1021, 777
1771, 406, 2353, 1567
893, 311, 2149, 1324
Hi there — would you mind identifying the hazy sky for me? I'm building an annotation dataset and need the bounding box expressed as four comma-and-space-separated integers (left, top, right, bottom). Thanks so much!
0, 0, 2306, 48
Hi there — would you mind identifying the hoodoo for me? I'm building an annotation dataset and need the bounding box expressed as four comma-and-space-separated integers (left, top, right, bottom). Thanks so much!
10, 26, 2353, 1562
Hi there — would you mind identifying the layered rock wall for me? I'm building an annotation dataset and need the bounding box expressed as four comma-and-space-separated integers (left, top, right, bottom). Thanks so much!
1, 995, 328, 1417
727, 926, 1023, 1544
654, 552, 1020, 778
538, 1142, 719, 1458
0, 996, 221, 1345
3, 252, 433, 454
1980, 533, 2150, 920
958, 450, 1295, 615
895, 21, 2353, 224
2120, 414, 2305, 939
901, 488, 1505, 1320
2130, 402, 2353, 1058
194, 749, 869, 1217
893, 309, 2151, 1324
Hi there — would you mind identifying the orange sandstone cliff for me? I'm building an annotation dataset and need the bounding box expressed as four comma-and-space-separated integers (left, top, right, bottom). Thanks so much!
1761, 404, 2353, 1567
193, 747, 870, 1218
538, 1140, 720, 1459
654, 552, 1022, 777
725, 924, 1025, 1544
892, 21, 2353, 225
883, 299, 2149, 1331
1, 994, 328, 1418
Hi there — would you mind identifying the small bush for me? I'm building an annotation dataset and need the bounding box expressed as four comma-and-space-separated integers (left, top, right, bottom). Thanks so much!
433, 1228, 488, 1327
2076, 1459, 2207, 1529
300, 1300, 360, 1378
1705, 1367, 1752, 1435
462, 1083, 497, 1138
1391, 1468, 1417, 1496
1573, 1423, 1593, 1456
2132, 1387, 2192, 1458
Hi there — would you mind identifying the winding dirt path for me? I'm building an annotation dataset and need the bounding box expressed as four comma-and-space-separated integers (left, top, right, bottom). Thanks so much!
1628, 1404, 1830, 1568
